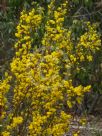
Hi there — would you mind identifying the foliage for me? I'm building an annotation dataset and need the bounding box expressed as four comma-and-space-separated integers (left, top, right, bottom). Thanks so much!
0, 0, 34, 79
0, 1, 17, 80
0, 1, 101, 135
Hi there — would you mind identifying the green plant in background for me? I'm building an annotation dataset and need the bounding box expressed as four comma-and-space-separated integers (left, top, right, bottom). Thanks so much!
0, 8, 15, 80
0, 0, 33, 79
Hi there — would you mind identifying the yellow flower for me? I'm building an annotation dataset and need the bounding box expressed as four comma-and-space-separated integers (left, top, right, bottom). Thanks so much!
87, 55, 93, 61
73, 133, 78, 136
2, 131, 10, 136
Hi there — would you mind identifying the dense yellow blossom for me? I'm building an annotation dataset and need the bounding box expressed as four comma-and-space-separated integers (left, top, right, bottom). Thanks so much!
15, 6, 43, 49
2, 131, 10, 136
0, 1, 101, 136
76, 22, 101, 62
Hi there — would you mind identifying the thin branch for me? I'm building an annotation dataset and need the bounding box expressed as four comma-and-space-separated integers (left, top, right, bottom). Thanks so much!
98, 11, 102, 16
72, 10, 102, 18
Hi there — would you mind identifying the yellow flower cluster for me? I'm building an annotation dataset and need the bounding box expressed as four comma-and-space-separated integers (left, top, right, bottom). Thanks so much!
7, 116, 23, 129
76, 22, 101, 62
15, 5, 43, 50
2, 131, 10, 136
0, 74, 11, 121
2, 116, 23, 136
42, 0, 69, 47
0, 1, 101, 136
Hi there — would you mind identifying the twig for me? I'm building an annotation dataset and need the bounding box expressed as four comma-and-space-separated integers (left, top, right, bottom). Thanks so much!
64, 125, 102, 136
72, 10, 102, 18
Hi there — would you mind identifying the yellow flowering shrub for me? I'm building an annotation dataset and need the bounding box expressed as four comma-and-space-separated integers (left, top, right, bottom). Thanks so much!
0, 1, 101, 136
76, 22, 101, 62
15, 3, 43, 50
